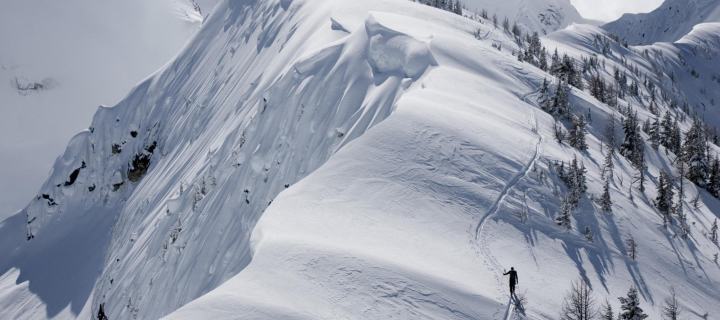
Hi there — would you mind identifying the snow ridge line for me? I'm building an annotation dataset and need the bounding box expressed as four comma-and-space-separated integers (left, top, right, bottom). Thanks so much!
474, 109, 543, 286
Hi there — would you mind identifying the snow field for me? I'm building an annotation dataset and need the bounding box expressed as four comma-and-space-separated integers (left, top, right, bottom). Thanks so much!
1, 0, 719, 319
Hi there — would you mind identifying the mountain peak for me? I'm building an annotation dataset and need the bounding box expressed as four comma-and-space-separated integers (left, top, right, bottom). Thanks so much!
602, 0, 720, 45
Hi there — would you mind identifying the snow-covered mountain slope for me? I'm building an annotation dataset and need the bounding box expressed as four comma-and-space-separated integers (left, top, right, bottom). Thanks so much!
601, 0, 720, 46
0, 0, 204, 221
166, 13, 720, 320
2, 0, 720, 319
463, 0, 598, 35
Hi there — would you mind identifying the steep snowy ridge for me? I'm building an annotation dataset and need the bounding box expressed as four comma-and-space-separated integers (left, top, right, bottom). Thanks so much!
2, 0, 439, 318
463, 0, 597, 35
602, 0, 720, 46
2, 0, 720, 319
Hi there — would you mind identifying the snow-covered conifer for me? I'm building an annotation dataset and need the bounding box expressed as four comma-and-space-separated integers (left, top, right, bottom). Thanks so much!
601, 300, 613, 320
605, 113, 617, 153
682, 119, 709, 186
600, 178, 612, 212
538, 78, 552, 112
625, 235, 637, 260
555, 121, 566, 143
602, 148, 614, 180
618, 286, 648, 320
585, 226, 594, 242
569, 114, 588, 150
710, 219, 718, 244
675, 203, 689, 240
649, 115, 660, 150
656, 170, 674, 225
557, 197, 572, 229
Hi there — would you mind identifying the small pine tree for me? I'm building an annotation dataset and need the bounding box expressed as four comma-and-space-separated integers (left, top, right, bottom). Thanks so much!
492, 13, 497, 28
551, 78, 572, 119
585, 226, 594, 242
661, 286, 681, 320
711, 219, 718, 244
634, 153, 647, 193
555, 121, 566, 143
649, 115, 661, 150
625, 234, 637, 260
602, 147, 614, 180
600, 178, 612, 212
682, 119, 709, 186
675, 202, 689, 240
605, 113, 617, 153
538, 78, 552, 112
557, 197, 572, 229
569, 114, 588, 150
601, 299, 613, 320
707, 157, 720, 198
655, 170, 674, 226
618, 286, 648, 320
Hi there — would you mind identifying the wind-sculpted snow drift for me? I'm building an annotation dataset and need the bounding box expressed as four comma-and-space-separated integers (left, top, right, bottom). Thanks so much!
2, 0, 720, 319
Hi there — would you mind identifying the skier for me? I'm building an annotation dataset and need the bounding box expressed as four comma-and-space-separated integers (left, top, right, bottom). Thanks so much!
503, 267, 518, 295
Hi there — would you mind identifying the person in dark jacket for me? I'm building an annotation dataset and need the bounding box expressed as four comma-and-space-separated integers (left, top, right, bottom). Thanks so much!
503, 267, 518, 295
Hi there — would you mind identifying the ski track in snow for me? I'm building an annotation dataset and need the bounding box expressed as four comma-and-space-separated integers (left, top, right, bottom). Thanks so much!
474, 105, 542, 318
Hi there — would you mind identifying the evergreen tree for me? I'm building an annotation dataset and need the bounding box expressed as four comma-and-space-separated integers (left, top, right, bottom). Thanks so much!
625, 234, 637, 260
601, 300, 613, 320
620, 108, 643, 168
538, 78, 552, 113
660, 111, 674, 151
539, 47, 548, 71
600, 178, 612, 212
634, 151, 647, 193
649, 115, 660, 150
710, 219, 718, 244
656, 170, 674, 227
669, 118, 682, 155
707, 157, 720, 198
605, 113, 617, 153
562, 157, 588, 209
675, 202, 689, 240
557, 197, 572, 229
554, 121, 566, 143
552, 78, 572, 120
569, 114, 588, 150
551, 48, 561, 75
453, 0, 462, 14
682, 119, 709, 186
585, 226, 594, 242
602, 148, 614, 181
618, 286, 648, 320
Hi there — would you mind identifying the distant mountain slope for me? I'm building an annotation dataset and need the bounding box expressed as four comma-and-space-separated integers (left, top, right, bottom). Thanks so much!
0, 0, 202, 222
602, 0, 720, 45
463, 0, 598, 34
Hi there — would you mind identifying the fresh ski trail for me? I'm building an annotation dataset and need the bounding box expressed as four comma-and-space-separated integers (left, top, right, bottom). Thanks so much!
474, 108, 542, 303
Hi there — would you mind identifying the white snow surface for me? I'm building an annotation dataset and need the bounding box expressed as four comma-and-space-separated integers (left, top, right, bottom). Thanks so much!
1, 0, 720, 319
601, 0, 720, 45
